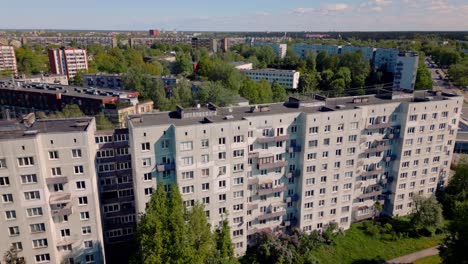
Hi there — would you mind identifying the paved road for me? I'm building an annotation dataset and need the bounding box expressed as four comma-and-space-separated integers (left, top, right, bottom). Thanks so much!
425, 58, 467, 101
386, 246, 439, 264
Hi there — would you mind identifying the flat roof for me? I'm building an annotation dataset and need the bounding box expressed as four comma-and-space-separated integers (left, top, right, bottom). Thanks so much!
129, 91, 461, 128
0, 117, 93, 140
0, 81, 138, 101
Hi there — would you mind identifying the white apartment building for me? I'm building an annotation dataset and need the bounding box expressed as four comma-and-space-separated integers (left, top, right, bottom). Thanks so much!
48, 47, 88, 79
241, 69, 300, 89
0, 116, 105, 264
231, 62, 253, 70
252, 41, 287, 59
128, 91, 462, 256
0, 45, 17, 74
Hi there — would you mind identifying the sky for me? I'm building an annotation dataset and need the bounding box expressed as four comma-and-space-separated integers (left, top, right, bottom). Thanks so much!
1, 0, 468, 31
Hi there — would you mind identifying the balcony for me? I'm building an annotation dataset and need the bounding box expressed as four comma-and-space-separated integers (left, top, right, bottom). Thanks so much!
248, 152, 259, 158
247, 177, 259, 185
258, 160, 288, 170
362, 143, 389, 154
361, 168, 384, 177
51, 204, 72, 217
49, 193, 71, 204
257, 134, 290, 144
286, 145, 301, 153
286, 170, 301, 179
256, 210, 287, 221
156, 163, 175, 172
102, 182, 134, 192
384, 133, 399, 140
358, 190, 382, 199
365, 122, 391, 130
247, 203, 258, 210
257, 185, 287, 196
45, 176, 68, 185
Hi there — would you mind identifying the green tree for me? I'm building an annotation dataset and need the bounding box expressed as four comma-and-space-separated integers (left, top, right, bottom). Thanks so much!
316, 51, 329, 72
213, 219, 236, 264
448, 62, 468, 88
153, 79, 171, 111
271, 82, 287, 102
95, 112, 114, 130
410, 194, 443, 234
440, 201, 468, 264
49, 104, 85, 118
329, 78, 346, 97
3, 246, 25, 264
415, 65, 433, 90
335, 67, 352, 88
15, 46, 49, 75
438, 160, 468, 219
197, 81, 235, 107
298, 73, 319, 95
174, 54, 193, 76
171, 79, 193, 108
239, 79, 260, 104
257, 80, 273, 103
167, 184, 187, 263
72, 70, 85, 86
186, 203, 214, 263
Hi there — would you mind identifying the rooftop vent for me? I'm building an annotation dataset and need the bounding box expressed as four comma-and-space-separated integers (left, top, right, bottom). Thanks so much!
23, 130, 38, 136
224, 115, 234, 120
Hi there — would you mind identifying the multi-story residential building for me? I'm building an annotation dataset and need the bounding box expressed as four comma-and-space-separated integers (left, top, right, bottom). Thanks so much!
83, 73, 124, 89
340, 45, 375, 62
292, 43, 340, 57
373, 48, 399, 72
230, 62, 253, 70
0, 116, 105, 264
0, 81, 152, 128
393, 52, 419, 91
48, 47, 88, 79
252, 41, 287, 59
0, 45, 17, 74
22, 37, 117, 48
6, 74, 69, 86
128, 91, 461, 256
94, 129, 136, 263
148, 29, 160, 37
221, 37, 247, 51
128, 37, 191, 48
241, 68, 300, 89
191, 38, 218, 53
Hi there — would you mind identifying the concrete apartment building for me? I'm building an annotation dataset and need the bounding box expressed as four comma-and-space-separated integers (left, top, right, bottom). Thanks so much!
0, 45, 17, 74
128, 37, 192, 48
251, 41, 287, 59
48, 47, 88, 79
241, 68, 300, 89
0, 116, 105, 264
393, 52, 419, 91
6, 74, 69, 86
128, 91, 462, 256
191, 38, 218, 53
22, 37, 117, 48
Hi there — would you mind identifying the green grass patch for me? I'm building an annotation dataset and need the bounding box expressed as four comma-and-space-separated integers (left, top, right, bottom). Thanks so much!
313, 221, 443, 264
414, 255, 442, 264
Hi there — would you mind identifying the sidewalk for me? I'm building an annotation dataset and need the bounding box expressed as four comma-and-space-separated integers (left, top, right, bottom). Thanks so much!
386, 246, 439, 264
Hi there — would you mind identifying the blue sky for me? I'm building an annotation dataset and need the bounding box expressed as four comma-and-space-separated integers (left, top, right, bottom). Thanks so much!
1, 0, 468, 31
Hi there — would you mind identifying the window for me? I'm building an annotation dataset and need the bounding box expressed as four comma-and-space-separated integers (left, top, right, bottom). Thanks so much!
82, 226, 92, 235
84, 240, 93, 248
202, 183, 210, 191
0, 176, 10, 186
141, 158, 151, 167
233, 204, 243, 211
348, 135, 357, 142
181, 157, 193, 166
72, 149, 82, 158
48, 151, 59, 160
2, 193, 13, 203
32, 239, 48, 249
78, 197, 88, 205
35, 254, 50, 263
8, 226, 20, 236
219, 194, 226, 201
201, 139, 209, 148
232, 229, 243, 237
233, 163, 244, 172
233, 149, 244, 158
143, 173, 152, 181
161, 139, 170, 149
80, 211, 90, 220
202, 197, 210, 204
182, 185, 194, 194
0, 158, 6, 169
144, 188, 153, 196
218, 166, 226, 176
12, 242, 22, 251
24, 191, 40, 200
74, 165, 84, 174
218, 152, 226, 160
233, 190, 244, 198
30, 223, 46, 233
85, 254, 95, 263
182, 171, 194, 180
324, 125, 331, 132
76, 181, 86, 190
180, 141, 193, 151
201, 168, 209, 177
26, 207, 43, 217
233, 135, 244, 143
142, 142, 151, 151
20, 174, 37, 184
5, 210, 16, 220
218, 137, 226, 145
51, 167, 62, 176
18, 157, 34, 167
233, 177, 243, 185
307, 153, 317, 160
308, 140, 318, 148
219, 180, 226, 188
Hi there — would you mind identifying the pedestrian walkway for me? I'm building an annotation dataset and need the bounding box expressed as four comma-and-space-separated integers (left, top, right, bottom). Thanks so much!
386, 246, 439, 264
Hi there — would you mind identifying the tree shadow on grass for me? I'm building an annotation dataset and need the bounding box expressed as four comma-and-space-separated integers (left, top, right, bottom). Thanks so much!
351, 256, 386, 264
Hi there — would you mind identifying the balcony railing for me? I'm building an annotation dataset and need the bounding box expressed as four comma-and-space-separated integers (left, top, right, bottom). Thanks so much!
49, 193, 71, 204
365, 122, 391, 130
258, 160, 288, 170
358, 190, 382, 199
247, 177, 259, 185
248, 152, 259, 158
102, 182, 134, 192
362, 143, 389, 154
45, 176, 68, 185
257, 185, 287, 196
257, 134, 290, 144
156, 163, 175, 172
256, 210, 287, 221
51, 204, 72, 217
361, 168, 384, 177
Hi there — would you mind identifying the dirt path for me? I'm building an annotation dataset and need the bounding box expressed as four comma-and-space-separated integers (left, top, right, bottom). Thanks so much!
386, 246, 439, 264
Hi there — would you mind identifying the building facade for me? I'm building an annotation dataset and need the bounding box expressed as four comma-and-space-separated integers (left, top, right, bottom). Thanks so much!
128, 91, 461, 256
48, 47, 88, 79
0, 117, 105, 264
241, 69, 300, 89
22, 37, 117, 48
0, 45, 17, 74
252, 41, 287, 59
393, 52, 419, 91
6, 74, 69, 86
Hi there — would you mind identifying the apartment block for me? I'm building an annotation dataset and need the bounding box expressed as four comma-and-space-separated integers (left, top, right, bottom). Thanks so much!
0, 116, 105, 264
252, 41, 287, 59
191, 38, 218, 53
0, 45, 17, 74
128, 91, 461, 256
22, 37, 117, 48
6, 74, 69, 86
128, 37, 191, 48
241, 68, 300, 89
48, 47, 88, 79
393, 52, 419, 91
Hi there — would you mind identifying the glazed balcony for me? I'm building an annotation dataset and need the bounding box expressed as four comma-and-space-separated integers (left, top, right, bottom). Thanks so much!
256, 210, 287, 221
257, 185, 287, 196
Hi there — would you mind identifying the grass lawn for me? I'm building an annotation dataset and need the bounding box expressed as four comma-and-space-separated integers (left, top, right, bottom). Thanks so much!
313, 221, 443, 264
414, 255, 442, 264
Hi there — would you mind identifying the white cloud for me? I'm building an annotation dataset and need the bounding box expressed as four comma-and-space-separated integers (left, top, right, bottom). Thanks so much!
323, 3, 349, 11
290, 7, 315, 15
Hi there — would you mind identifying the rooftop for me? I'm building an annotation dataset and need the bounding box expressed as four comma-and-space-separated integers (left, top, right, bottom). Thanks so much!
129, 91, 461, 128
0, 81, 139, 101
242, 68, 297, 73
0, 117, 93, 140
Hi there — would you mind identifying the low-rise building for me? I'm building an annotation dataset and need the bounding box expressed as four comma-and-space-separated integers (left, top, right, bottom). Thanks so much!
241, 68, 300, 89
6, 74, 69, 86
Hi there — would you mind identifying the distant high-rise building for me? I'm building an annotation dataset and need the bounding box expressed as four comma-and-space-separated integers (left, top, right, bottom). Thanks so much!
0, 45, 17, 74
148, 29, 160, 37
48, 47, 88, 79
